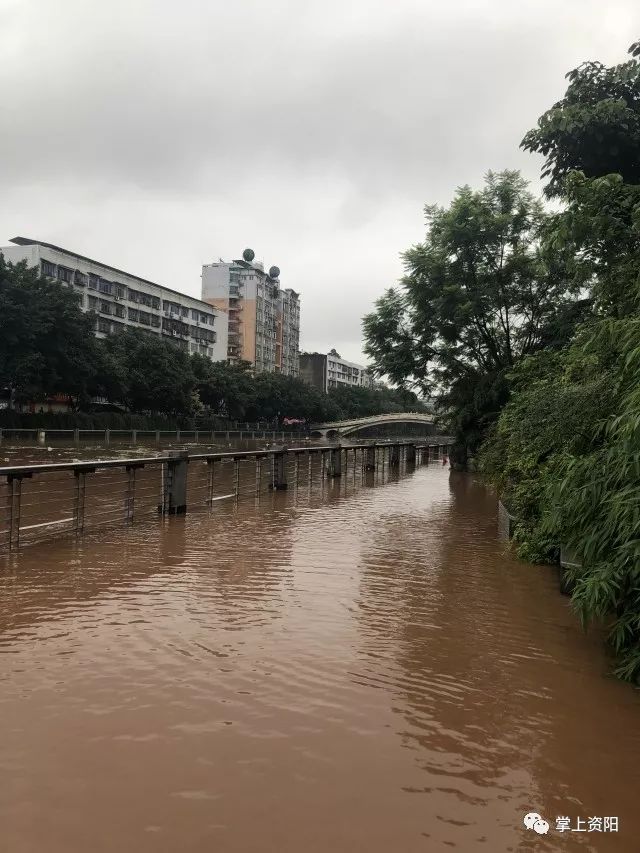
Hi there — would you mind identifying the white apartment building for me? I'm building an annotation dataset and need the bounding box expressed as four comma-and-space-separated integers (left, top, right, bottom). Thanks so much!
327, 349, 374, 389
202, 249, 300, 376
300, 349, 374, 393
1, 237, 228, 362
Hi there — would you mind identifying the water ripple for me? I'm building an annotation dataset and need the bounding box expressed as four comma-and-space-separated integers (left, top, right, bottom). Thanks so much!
1, 466, 639, 852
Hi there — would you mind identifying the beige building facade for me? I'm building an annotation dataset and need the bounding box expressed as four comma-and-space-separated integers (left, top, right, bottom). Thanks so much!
201, 249, 300, 376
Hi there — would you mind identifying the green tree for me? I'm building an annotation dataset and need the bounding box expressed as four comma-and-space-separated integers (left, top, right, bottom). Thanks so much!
522, 40, 640, 316
243, 373, 338, 424
522, 40, 640, 196
363, 171, 584, 462
327, 384, 420, 419
0, 254, 99, 406
191, 357, 255, 420
100, 329, 196, 416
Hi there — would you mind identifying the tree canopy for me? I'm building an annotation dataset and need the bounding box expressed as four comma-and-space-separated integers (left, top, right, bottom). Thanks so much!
0, 254, 99, 405
522, 40, 640, 195
362, 170, 586, 460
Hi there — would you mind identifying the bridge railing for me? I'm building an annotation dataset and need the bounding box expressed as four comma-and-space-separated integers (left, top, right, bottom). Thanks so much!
0, 441, 452, 552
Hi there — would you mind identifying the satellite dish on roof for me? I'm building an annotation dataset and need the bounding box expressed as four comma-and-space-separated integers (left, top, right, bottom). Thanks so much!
269, 265, 280, 279
242, 248, 255, 262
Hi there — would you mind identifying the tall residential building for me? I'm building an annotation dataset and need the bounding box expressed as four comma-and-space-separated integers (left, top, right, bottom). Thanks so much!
1, 237, 228, 362
300, 349, 374, 393
202, 249, 300, 376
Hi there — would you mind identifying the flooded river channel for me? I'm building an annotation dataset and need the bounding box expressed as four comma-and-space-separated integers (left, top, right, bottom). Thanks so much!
1, 461, 638, 851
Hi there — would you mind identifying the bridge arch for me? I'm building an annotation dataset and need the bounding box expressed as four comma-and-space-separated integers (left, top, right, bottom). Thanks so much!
310, 412, 436, 439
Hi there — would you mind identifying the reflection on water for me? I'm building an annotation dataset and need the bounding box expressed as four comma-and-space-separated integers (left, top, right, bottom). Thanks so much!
1, 467, 639, 852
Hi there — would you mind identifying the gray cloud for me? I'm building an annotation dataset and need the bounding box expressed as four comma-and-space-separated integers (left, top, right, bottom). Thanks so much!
1, 0, 638, 362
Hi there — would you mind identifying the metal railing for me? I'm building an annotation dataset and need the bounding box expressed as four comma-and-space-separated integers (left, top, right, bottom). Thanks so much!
0, 441, 452, 552
0, 427, 309, 445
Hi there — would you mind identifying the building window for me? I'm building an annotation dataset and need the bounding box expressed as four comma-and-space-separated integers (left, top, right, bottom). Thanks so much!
98, 278, 113, 295
41, 260, 56, 277
115, 284, 126, 299
87, 295, 98, 310
74, 270, 87, 287
88, 274, 99, 290
96, 317, 111, 334
58, 266, 73, 283
115, 304, 125, 318
128, 308, 139, 322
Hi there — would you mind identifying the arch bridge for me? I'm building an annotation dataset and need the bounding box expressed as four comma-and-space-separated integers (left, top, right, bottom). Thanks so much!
310, 412, 435, 439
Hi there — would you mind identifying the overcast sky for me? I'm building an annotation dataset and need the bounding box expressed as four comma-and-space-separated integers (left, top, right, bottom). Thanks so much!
1, 1, 638, 364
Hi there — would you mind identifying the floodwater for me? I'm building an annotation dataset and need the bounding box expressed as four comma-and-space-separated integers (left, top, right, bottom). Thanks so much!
0, 462, 638, 852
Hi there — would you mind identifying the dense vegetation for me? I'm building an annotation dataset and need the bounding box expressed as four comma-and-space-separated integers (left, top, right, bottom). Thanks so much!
364, 40, 640, 680
0, 253, 418, 428
362, 171, 589, 467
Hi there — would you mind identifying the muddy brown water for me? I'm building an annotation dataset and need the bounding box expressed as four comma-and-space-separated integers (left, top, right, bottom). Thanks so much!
1, 462, 638, 852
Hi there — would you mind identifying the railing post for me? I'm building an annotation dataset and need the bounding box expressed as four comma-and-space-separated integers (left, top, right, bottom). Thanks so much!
233, 459, 240, 500
156, 430, 161, 446
105, 429, 110, 446
0, 428, 3, 446
195, 430, 199, 443
74, 428, 80, 446
255, 458, 262, 494
132, 429, 137, 445
73, 470, 88, 534
7, 474, 25, 550
125, 464, 141, 523
161, 451, 189, 514
365, 445, 376, 471
37, 429, 46, 446
206, 459, 215, 505
270, 450, 288, 490
389, 444, 400, 467
327, 446, 342, 478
